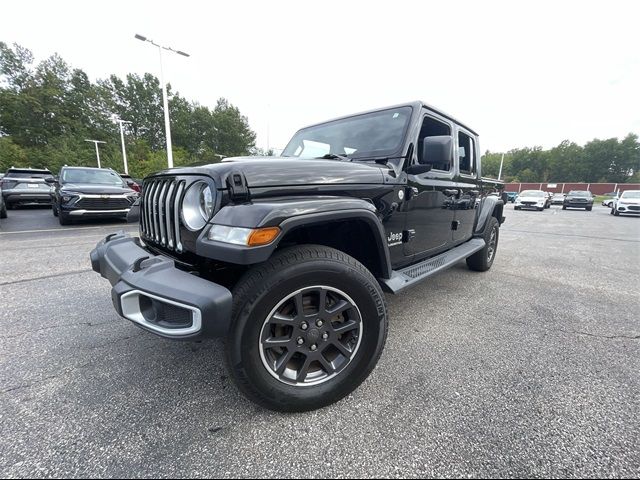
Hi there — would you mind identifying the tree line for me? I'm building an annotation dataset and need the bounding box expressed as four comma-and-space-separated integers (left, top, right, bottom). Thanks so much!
482, 135, 639, 184
0, 42, 259, 179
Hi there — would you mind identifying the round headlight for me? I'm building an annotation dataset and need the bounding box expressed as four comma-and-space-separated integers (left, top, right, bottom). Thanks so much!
181, 182, 215, 231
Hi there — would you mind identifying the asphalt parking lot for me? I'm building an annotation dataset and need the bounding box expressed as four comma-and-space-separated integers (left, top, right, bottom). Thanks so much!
0, 205, 638, 478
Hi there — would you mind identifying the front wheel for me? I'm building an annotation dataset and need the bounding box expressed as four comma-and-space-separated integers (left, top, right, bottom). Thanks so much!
614, 209, 620, 216
58, 211, 72, 225
226, 245, 388, 412
467, 217, 499, 272
586, 206, 592, 211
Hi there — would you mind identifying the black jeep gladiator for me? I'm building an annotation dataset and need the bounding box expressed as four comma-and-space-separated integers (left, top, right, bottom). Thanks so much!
91, 101, 505, 412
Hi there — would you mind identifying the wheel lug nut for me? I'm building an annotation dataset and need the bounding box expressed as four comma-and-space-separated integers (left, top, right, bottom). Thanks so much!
322, 333, 329, 340
301, 322, 308, 330
316, 320, 324, 327
310, 344, 317, 351
297, 337, 304, 345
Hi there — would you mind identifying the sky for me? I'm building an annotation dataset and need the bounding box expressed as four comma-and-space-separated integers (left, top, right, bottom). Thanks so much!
2, 0, 639, 154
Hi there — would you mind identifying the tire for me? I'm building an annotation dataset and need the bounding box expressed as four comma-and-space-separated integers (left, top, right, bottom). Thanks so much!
614, 209, 620, 216
537, 207, 544, 211
0, 203, 7, 219
562, 205, 567, 210
467, 217, 500, 272
610, 207, 614, 215
226, 245, 388, 413
58, 212, 72, 225
586, 206, 592, 211
52, 204, 59, 217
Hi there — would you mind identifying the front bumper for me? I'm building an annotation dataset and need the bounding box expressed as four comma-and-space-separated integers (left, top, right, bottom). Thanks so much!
564, 202, 592, 208
66, 208, 131, 217
90, 232, 232, 339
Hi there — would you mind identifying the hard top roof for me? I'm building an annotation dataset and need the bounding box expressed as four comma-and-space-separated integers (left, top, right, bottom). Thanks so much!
298, 100, 478, 136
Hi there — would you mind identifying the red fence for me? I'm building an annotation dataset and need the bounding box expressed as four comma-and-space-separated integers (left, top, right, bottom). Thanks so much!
504, 183, 640, 195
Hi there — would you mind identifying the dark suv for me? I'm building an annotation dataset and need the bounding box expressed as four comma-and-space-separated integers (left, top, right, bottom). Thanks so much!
49, 167, 139, 225
91, 101, 505, 412
562, 190, 593, 211
0, 167, 54, 208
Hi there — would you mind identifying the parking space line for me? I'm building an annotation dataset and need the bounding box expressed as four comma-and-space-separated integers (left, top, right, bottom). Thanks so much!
0, 226, 137, 235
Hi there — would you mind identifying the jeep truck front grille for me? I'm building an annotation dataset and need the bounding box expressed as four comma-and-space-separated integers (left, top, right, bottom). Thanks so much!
140, 178, 186, 252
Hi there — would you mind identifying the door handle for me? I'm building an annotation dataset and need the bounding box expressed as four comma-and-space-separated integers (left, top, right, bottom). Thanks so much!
443, 189, 459, 197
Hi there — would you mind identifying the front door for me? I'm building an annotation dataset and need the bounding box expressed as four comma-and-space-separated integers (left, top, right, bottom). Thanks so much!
403, 114, 457, 259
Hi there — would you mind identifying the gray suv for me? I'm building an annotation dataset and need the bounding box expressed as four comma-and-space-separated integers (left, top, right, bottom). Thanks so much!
0, 167, 54, 208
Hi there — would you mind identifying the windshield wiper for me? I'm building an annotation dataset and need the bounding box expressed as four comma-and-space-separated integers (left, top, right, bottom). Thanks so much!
317, 153, 350, 161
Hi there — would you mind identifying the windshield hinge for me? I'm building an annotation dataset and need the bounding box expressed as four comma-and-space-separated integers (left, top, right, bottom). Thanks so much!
226, 171, 250, 202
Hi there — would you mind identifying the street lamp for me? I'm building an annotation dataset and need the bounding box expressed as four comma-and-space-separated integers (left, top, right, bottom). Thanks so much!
85, 139, 106, 168
134, 33, 190, 169
113, 117, 132, 174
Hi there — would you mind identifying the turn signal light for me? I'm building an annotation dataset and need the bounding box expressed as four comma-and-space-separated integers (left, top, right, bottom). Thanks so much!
247, 227, 280, 246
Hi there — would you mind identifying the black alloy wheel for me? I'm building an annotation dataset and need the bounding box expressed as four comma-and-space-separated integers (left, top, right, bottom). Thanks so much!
259, 286, 363, 387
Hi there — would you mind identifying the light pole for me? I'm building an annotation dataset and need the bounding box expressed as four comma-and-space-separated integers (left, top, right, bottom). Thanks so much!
135, 34, 190, 169
85, 139, 106, 168
114, 118, 132, 174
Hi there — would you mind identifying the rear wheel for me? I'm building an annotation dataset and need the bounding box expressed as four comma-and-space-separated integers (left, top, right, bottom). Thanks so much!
467, 217, 499, 272
226, 245, 388, 412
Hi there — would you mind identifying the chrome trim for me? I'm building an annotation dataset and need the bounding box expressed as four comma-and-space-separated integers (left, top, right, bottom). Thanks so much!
120, 290, 202, 337
69, 209, 130, 216
152, 181, 161, 242
158, 181, 168, 246
173, 181, 185, 252
76, 193, 133, 199
165, 181, 176, 248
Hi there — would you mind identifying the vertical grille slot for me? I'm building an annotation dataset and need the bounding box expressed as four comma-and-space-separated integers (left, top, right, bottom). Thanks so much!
141, 178, 185, 253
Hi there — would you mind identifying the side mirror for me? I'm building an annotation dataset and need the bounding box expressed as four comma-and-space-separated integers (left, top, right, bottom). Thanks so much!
421, 135, 453, 168
45, 177, 57, 185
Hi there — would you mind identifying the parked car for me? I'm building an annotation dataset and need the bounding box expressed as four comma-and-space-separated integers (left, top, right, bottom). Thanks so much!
505, 191, 517, 203
119, 174, 142, 193
48, 166, 139, 225
0, 167, 54, 208
90, 100, 506, 412
602, 192, 618, 207
611, 190, 640, 216
551, 192, 566, 205
562, 191, 593, 211
0, 185, 7, 219
514, 190, 547, 211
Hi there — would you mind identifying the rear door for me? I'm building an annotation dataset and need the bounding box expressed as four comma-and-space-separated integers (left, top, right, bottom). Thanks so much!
452, 128, 480, 243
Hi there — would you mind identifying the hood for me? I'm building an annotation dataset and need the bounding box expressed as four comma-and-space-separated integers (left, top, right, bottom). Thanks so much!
154, 156, 387, 188
61, 183, 136, 195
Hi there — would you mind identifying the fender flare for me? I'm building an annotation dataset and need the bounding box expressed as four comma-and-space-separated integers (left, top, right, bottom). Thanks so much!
196, 198, 392, 278
473, 196, 504, 236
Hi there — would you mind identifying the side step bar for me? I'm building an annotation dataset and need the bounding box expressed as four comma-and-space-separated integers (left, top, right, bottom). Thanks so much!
380, 238, 486, 294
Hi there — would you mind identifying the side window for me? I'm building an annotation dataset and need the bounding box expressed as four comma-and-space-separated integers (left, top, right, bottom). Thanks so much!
458, 131, 476, 175
417, 116, 452, 172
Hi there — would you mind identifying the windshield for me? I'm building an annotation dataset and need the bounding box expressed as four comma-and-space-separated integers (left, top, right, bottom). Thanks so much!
568, 191, 591, 196
520, 190, 545, 197
621, 191, 640, 199
282, 107, 412, 160
62, 169, 125, 186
